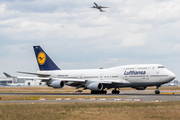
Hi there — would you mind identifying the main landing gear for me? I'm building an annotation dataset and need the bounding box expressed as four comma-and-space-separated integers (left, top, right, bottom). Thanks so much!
91, 89, 107, 94
155, 86, 160, 94
112, 88, 120, 94
91, 88, 120, 94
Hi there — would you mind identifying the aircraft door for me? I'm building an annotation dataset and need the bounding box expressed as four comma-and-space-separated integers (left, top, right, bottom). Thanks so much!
125, 75, 128, 80
100, 74, 103, 80
80, 74, 84, 79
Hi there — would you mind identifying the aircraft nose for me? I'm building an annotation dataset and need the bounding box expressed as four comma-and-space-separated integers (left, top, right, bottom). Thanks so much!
169, 72, 176, 80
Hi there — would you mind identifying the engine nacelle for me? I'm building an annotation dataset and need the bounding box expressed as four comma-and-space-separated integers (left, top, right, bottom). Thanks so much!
133, 87, 147, 90
51, 80, 65, 88
87, 83, 103, 91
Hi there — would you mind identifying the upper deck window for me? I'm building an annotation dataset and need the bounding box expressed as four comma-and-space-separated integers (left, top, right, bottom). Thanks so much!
158, 66, 165, 68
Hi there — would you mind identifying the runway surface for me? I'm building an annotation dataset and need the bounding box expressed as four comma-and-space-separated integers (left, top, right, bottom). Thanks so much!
0, 92, 179, 96
0, 90, 180, 103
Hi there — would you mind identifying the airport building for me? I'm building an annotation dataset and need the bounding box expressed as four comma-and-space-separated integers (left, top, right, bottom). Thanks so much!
163, 80, 179, 86
0, 77, 13, 86
24, 79, 46, 86
0, 77, 46, 87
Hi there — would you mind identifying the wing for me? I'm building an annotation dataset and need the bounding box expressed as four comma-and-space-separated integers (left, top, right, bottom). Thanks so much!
100, 7, 109, 8
17, 71, 86, 83
17, 77, 86, 83
16, 71, 131, 89
94, 2, 99, 7
17, 71, 130, 84
91, 7, 98, 8
17, 76, 50, 81
16, 76, 130, 85
17, 71, 50, 77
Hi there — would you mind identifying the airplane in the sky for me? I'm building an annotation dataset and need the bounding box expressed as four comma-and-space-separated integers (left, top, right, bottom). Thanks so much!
14, 46, 175, 94
91, 2, 109, 12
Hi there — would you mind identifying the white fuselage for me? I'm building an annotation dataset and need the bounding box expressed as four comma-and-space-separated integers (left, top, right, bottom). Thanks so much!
38, 64, 175, 88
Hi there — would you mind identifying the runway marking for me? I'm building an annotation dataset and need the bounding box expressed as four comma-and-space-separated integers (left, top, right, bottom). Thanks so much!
114, 98, 122, 101
64, 98, 72, 100
134, 99, 142, 102
56, 98, 63, 100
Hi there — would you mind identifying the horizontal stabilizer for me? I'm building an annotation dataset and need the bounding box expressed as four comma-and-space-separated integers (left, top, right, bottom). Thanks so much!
3, 72, 12, 78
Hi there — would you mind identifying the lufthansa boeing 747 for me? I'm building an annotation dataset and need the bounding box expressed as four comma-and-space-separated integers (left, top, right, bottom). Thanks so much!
16, 46, 175, 94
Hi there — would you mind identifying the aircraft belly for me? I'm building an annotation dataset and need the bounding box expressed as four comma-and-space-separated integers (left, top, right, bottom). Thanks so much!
129, 76, 162, 87
131, 77, 163, 87
131, 82, 163, 87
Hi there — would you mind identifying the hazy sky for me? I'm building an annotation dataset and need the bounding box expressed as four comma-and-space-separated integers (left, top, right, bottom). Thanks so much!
0, 0, 180, 80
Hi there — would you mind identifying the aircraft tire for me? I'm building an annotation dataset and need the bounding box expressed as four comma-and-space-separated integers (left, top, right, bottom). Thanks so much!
100, 90, 107, 94
91, 91, 98, 94
112, 90, 119, 94
91, 90, 106, 94
155, 90, 160, 94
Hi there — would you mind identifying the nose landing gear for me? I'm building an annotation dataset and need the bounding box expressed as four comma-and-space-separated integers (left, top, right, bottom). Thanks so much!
155, 86, 160, 94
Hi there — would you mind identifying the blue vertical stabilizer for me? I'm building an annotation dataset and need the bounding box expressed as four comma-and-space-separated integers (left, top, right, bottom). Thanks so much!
33, 46, 60, 71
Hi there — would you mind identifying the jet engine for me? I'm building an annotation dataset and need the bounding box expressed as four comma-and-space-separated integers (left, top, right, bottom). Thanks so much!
133, 87, 147, 90
87, 83, 103, 91
51, 80, 65, 88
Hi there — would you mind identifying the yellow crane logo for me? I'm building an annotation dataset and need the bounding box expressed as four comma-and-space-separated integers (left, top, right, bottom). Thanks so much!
38, 52, 46, 65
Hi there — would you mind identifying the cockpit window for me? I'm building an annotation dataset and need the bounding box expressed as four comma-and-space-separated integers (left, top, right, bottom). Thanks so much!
158, 66, 165, 68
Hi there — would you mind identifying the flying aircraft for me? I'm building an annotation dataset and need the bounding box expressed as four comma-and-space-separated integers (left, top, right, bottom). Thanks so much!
14, 46, 175, 94
91, 2, 109, 12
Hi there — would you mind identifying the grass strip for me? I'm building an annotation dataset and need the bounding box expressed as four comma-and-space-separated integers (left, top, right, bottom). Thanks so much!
0, 101, 180, 120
